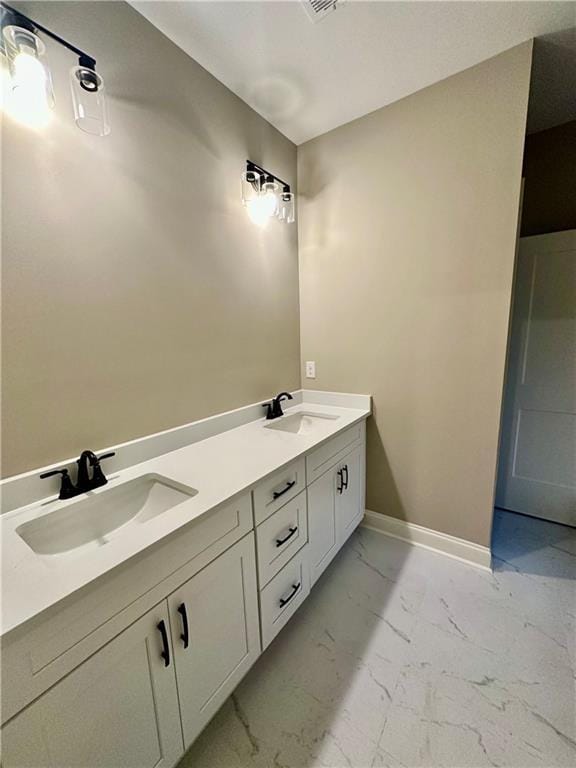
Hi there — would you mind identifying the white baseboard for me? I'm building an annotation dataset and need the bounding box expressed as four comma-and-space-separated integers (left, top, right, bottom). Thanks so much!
362, 510, 492, 572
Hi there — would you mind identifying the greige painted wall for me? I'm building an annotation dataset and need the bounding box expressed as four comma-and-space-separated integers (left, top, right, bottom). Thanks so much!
1, 2, 300, 478
521, 120, 576, 237
298, 43, 533, 547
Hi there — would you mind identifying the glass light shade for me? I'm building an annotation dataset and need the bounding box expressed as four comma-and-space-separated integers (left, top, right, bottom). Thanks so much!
285, 193, 295, 224
278, 191, 295, 223
2, 25, 54, 129
70, 65, 110, 136
241, 168, 261, 206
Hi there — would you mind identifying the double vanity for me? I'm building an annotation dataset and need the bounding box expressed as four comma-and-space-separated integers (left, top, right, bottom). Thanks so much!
1, 390, 370, 768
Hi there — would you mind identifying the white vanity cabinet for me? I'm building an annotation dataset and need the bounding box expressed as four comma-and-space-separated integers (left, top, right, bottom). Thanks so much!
2, 602, 184, 768
168, 533, 260, 749
1, 410, 368, 768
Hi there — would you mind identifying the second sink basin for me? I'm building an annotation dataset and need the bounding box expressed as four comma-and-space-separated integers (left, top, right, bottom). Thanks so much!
264, 411, 339, 435
17, 474, 198, 557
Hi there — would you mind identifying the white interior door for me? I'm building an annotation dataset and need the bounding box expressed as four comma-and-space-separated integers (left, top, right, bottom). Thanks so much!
496, 230, 576, 526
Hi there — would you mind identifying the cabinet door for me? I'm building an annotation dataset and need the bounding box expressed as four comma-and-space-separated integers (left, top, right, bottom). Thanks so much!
336, 443, 364, 544
168, 533, 260, 749
2, 603, 183, 768
307, 465, 339, 586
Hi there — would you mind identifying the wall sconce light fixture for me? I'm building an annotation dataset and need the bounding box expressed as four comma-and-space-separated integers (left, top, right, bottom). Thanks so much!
0, 2, 109, 135
242, 161, 295, 227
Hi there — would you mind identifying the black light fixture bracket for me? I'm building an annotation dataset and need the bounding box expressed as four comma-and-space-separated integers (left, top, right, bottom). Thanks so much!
0, 2, 97, 71
246, 160, 291, 196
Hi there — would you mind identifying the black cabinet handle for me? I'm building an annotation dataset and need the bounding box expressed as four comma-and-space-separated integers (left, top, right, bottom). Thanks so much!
273, 480, 296, 500
343, 464, 349, 490
177, 603, 189, 649
336, 468, 344, 494
276, 526, 298, 547
279, 582, 301, 608
157, 620, 170, 667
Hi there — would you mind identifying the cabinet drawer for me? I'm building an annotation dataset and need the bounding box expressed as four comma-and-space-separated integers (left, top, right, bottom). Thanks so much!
252, 457, 306, 525
256, 491, 307, 587
306, 422, 365, 484
1, 493, 253, 724
259, 547, 310, 649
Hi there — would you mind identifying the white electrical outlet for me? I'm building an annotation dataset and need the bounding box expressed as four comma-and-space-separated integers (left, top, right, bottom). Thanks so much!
305, 361, 316, 379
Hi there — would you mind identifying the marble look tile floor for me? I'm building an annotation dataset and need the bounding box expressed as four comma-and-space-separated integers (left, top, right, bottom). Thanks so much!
178, 510, 576, 768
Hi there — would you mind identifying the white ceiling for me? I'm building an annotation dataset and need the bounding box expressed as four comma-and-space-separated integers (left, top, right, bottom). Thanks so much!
132, 1, 576, 144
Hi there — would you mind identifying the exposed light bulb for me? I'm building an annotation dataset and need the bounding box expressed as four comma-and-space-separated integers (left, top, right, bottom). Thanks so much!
246, 188, 278, 227
2, 25, 54, 130
6, 51, 52, 128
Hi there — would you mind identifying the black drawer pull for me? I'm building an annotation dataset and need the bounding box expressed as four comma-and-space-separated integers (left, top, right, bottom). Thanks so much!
336, 468, 344, 494
279, 582, 301, 608
177, 603, 189, 649
272, 480, 296, 500
157, 620, 170, 667
276, 526, 298, 547
343, 464, 349, 490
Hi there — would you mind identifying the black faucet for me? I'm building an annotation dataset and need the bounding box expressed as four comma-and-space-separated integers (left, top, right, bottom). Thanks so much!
76, 450, 116, 492
262, 391, 294, 420
76, 450, 98, 492
40, 450, 116, 499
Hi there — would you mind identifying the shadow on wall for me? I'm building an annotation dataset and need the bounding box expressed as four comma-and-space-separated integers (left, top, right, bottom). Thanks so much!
177, 527, 413, 766
297, 152, 338, 253
105, 73, 290, 223
526, 30, 576, 136
88, 4, 298, 243
298, 151, 330, 201
365, 414, 407, 524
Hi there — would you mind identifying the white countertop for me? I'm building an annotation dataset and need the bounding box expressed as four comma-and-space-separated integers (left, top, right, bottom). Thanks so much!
1, 397, 370, 637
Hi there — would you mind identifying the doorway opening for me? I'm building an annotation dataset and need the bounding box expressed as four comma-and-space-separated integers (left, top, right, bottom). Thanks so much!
493, 30, 576, 565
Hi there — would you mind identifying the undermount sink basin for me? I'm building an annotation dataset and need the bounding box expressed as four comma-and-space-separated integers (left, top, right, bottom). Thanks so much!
17, 474, 197, 557
264, 411, 339, 435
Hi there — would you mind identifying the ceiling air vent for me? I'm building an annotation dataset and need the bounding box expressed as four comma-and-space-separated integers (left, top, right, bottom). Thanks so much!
301, 0, 345, 24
